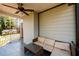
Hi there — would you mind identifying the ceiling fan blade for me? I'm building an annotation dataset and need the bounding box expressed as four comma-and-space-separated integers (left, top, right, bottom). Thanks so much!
2, 4, 18, 10
22, 11, 29, 15
24, 9, 34, 12
15, 11, 20, 14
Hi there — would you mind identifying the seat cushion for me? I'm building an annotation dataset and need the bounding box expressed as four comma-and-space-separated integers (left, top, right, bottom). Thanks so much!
55, 42, 70, 51
38, 37, 45, 43
51, 48, 71, 56
34, 41, 44, 47
43, 44, 54, 52
44, 39, 55, 46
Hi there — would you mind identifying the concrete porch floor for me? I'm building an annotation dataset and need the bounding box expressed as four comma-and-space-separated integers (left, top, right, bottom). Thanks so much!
0, 40, 24, 56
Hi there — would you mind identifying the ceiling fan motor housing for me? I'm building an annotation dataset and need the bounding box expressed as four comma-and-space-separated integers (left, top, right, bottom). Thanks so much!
18, 7, 24, 11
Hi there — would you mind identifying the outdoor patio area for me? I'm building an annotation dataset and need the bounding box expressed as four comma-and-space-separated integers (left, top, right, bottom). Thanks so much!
0, 34, 20, 47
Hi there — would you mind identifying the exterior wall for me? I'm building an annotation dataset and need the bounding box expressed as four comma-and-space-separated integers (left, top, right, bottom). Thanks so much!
39, 4, 76, 43
23, 12, 38, 44
23, 13, 34, 44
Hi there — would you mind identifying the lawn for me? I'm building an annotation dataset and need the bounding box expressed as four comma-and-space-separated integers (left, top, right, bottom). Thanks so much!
0, 34, 20, 47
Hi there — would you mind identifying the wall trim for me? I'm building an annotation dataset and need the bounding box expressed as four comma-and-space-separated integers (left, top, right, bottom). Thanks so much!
39, 3, 65, 14
38, 13, 40, 36
39, 3, 75, 14
75, 3, 79, 56
75, 4, 77, 56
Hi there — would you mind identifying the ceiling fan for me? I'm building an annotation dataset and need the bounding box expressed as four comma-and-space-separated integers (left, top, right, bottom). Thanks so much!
1, 3, 34, 16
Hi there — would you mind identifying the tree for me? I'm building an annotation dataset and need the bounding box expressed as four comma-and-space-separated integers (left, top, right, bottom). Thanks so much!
0, 16, 5, 35
0, 16, 19, 35
11, 20, 15, 29
0, 16, 5, 29
5, 17, 16, 29
6, 19, 11, 29
0, 24, 2, 35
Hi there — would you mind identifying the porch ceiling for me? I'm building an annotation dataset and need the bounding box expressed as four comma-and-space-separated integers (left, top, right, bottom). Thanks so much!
0, 3, 59, 17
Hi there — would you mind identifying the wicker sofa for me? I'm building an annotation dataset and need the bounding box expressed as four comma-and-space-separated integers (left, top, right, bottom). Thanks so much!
33, 36, 71, 56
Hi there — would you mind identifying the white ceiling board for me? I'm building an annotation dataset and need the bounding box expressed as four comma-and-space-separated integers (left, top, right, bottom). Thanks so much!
0, 3, 60, 17
23, 3, 60, 12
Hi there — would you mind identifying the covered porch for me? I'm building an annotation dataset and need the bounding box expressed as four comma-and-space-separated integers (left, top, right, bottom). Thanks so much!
0, 3, 77, 56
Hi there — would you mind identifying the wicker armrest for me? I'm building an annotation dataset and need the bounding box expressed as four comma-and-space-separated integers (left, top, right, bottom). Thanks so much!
33, 37, 38, 42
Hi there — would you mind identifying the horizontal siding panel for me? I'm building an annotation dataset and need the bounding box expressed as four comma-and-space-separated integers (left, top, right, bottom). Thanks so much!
39, 4, 75, 43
